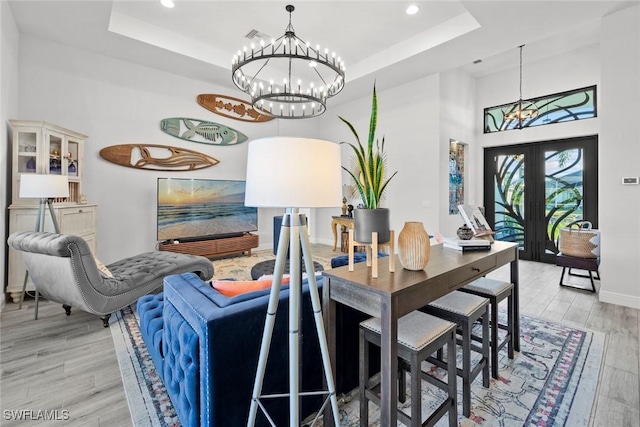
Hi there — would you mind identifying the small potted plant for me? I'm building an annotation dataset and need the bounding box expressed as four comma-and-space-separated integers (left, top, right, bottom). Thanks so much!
340, 84, 397, 243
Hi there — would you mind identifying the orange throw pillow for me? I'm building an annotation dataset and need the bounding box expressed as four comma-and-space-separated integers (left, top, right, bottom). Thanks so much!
212, 277, 290, 297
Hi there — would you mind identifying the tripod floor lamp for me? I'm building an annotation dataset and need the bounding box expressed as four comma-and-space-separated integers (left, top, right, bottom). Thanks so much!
245, 137, 341, 427
18, 173, 69, 317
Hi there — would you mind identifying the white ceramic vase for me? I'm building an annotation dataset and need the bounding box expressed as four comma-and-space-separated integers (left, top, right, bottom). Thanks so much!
398, 221, 430, 270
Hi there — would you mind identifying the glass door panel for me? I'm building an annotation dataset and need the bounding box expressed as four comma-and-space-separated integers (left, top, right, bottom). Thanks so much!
493, 153, 526, 248
543, 148, 584, 257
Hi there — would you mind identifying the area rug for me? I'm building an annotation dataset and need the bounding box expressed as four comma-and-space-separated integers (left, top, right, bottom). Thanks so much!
315, 312, 605, 427
112, 300, 604, 427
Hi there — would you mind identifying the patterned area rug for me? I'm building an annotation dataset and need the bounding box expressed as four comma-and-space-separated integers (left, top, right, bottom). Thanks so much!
110, 253, 605, 426
315, 312, 605, 427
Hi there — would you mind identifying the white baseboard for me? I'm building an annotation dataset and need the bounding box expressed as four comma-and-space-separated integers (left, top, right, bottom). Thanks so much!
0, 293, 5, 312
599, 290, 640, 309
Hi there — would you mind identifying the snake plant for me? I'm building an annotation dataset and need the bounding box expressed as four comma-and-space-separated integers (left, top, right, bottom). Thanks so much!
339, 84, 397, 209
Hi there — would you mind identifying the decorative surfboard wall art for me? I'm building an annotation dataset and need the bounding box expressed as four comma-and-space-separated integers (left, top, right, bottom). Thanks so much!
160, 118, 248, 145
99, 144, 220, 171
197, 94, 275, 123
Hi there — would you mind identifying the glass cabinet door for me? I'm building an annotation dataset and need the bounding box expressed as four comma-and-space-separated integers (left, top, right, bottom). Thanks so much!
46, 131, 64, 175
15, 129, 40, 175
66, 138, 80, 177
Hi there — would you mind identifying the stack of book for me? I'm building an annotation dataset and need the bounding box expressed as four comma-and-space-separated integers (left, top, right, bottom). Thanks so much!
442, 237, 491, 252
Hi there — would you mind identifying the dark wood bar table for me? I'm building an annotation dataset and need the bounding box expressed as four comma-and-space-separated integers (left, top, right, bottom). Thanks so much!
322, 241, 519, 426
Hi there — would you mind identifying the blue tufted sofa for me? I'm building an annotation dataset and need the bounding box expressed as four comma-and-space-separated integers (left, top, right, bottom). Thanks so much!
138, 272, 333, 427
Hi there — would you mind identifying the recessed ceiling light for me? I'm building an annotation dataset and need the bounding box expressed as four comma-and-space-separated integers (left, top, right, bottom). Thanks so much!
406, 5, 419, 15
161, 0, 175, 8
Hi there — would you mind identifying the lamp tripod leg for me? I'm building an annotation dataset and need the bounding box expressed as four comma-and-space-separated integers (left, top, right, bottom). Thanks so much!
46, 199, 61, 234
18, 271, 30, 309
19, 200, 45, 310
299, 219, 341, 426
247, 219, 291, 427
289, 215, 301, 425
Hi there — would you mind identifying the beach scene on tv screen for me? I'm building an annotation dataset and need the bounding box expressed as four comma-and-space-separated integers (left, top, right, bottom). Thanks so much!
158, 179, 257, 241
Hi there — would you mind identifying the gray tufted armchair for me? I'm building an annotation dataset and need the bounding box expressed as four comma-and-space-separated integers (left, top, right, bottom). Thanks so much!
7, 231, 214, 327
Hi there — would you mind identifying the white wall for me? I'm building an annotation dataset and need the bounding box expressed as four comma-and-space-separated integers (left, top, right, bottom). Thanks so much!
1, 1, 20, 308
439, 68, 476, 235
598, 5, 640, 308
318, 74, 442, 240
16, 35, 319, 263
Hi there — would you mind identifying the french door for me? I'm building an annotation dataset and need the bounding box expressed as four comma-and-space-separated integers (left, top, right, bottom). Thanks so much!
483, 136, 598, 263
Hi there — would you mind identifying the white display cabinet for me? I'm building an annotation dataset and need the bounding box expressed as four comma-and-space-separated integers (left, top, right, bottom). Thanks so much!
7, 120, 98, 303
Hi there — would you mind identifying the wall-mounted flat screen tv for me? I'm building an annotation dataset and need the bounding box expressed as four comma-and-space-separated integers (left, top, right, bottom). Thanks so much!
157, 178, 258, 241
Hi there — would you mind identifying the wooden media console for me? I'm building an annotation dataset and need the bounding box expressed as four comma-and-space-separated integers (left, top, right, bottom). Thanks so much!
158, 233, 259, 258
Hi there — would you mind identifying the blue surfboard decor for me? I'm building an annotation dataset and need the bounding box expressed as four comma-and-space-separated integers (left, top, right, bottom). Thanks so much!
160, 118, 248, 145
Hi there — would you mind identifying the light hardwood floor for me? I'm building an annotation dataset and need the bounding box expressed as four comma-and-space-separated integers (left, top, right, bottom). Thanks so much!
1, 248, 639, 426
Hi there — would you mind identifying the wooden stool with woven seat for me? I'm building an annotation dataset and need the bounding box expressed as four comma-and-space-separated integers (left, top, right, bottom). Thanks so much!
359, 311, 458, 427
420, 291, 490, 417
459, 277, 515, 379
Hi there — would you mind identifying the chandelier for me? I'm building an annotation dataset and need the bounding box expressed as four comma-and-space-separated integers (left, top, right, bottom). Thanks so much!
232, 5, 346, 119
504, 44, 538, 126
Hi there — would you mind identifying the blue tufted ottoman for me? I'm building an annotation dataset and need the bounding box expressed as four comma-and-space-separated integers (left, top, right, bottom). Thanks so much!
137, 293, 166, 376
250, 258, 324, 280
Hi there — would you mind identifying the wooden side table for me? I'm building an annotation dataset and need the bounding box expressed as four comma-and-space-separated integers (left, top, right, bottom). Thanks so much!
331, 216, 353, 251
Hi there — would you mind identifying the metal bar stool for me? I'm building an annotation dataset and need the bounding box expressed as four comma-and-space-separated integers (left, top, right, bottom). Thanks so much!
420, 291, 490, 417
459, 277, 515, 379
359, 311, 458, 427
